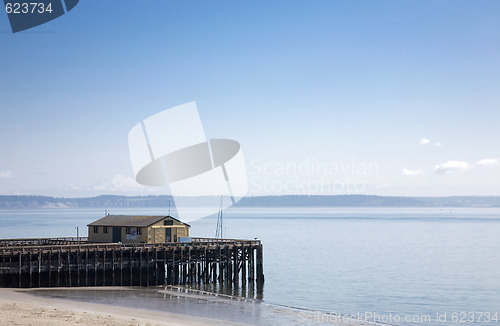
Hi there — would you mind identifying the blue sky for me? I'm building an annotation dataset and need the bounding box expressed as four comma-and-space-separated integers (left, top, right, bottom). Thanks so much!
1, 0, 500, 197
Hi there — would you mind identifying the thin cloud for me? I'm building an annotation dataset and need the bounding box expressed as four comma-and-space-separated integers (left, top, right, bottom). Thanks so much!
476, 159, 500, 167
402, 168, 424, 176
434, 142, 442, 147
434, 161, 470, 174
67, 183, 82, 191
419, 138, 430, 145
93, 174, 147, 192
0, 170, 13, 179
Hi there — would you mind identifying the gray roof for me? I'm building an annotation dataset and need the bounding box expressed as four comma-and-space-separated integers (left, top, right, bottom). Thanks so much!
88, 215, 190, 227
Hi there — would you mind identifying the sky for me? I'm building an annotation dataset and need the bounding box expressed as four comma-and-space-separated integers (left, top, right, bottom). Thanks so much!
0, 0, 500, 197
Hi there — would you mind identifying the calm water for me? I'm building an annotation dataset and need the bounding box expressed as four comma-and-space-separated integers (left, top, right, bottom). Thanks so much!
1, 207, 500, 325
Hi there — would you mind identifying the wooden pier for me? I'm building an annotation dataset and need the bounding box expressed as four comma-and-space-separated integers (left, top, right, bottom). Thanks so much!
0, 237, 264, 289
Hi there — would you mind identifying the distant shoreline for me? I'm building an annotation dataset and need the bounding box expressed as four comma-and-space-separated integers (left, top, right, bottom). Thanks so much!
1, 194, 500, 209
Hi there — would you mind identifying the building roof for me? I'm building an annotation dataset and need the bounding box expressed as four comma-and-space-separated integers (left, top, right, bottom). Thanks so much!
87, 215, 190, 227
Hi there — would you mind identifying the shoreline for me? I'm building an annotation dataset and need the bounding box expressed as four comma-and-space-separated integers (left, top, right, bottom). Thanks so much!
0, 287, 381, 326
0, 287, 242, 326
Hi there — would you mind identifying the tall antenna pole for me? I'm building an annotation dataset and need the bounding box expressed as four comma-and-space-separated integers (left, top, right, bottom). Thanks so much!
215, 195, 223, 239
168, 200, 171, 216
220, 200, 223, 239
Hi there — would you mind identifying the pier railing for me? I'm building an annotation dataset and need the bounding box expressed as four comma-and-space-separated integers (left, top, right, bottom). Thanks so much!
0, 237, 261, 250
191, 237, 261, 246
0, 237, 89, 247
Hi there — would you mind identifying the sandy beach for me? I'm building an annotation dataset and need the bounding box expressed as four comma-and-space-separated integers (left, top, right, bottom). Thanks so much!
0, 288, 241, 326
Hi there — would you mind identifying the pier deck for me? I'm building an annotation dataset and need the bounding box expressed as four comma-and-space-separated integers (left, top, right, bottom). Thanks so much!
0, 237, 264, 288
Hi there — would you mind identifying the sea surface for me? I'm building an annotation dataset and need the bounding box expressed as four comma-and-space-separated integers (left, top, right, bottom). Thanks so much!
1, 207, 500, 325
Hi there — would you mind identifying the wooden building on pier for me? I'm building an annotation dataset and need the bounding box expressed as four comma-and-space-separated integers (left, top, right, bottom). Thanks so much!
88, 215, 190, 244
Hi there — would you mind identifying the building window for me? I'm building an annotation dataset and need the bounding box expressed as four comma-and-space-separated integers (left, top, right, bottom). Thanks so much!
164, 220, 173, 226
103, 226, 108, 233
93, 226, 99, 233
125, 227, 131, 234
137, 227, 142, 235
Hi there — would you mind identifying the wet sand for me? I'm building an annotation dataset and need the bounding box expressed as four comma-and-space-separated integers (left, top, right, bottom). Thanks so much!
0, 287, 380, 326
0, 287, 241, 326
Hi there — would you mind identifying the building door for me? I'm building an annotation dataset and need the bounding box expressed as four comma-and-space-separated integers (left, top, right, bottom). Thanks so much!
112, 226, 121, 242
165, 228, 171, 242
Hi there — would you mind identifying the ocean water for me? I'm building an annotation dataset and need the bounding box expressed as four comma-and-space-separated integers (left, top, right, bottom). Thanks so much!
1, 207, 499, 325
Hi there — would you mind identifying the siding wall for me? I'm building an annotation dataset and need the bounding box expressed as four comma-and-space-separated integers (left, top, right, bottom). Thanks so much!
147, 218, 190, 244
88, 226, 113, 243
89, 217, 189, 244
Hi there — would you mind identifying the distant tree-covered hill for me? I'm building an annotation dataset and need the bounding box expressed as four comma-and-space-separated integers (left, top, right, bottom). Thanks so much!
0, 194, 500, 209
